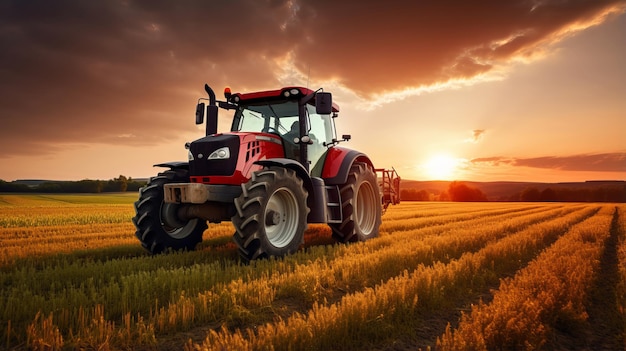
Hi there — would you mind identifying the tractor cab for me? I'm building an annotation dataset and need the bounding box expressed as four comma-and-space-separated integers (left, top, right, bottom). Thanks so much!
226, 87, 339, 175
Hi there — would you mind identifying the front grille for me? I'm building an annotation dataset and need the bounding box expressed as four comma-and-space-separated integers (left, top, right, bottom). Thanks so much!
189, 134, 240, 176
246, 140, 261, 162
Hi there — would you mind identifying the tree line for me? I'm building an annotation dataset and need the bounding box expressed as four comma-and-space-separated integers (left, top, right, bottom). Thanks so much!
515, 185, 625, 202
401, 181, 626, 202
4, 176, 625, 202
0, 175, 147, 193
400, 181, 489, 202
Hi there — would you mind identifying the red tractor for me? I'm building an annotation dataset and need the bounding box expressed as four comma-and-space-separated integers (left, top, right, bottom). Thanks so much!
133, 84, 400, 261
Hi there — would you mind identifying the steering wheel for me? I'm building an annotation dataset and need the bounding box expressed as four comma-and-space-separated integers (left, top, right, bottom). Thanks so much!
262, 127, 279, 134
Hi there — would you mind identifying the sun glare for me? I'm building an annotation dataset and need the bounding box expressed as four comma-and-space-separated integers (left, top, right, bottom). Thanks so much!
423, 154, 461, 180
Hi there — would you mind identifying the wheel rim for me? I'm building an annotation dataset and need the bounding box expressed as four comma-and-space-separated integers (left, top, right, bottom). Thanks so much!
264, 187, 300, 248
160, 203, 200, 239
355, 181, 377, 235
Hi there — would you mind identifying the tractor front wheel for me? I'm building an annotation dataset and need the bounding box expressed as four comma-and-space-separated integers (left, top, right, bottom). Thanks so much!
133, 169, 207, 253
232, 167, 308, 262
330, 162, 382, 243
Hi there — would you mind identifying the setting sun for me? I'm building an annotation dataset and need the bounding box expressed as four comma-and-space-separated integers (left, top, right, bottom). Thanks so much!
423, 154, 462, 180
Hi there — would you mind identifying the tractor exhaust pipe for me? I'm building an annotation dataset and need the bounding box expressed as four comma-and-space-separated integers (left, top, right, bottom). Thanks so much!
204, 84, 218, 136
195, 84, 219, 136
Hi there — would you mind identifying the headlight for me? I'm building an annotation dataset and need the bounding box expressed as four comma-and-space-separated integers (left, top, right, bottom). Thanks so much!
208, 147, 230, 160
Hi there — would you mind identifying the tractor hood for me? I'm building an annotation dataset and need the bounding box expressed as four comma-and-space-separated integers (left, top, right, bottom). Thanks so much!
188, 134, 240, 177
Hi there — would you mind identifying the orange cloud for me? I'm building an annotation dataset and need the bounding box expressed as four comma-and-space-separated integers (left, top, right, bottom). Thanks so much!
290, 0, 626, 95
465, 129, 486, 143
0, 0, 624, 158
471, 153, 626, 172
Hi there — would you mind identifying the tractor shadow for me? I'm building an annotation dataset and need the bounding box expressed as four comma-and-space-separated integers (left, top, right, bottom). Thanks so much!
196, 224, 337, 264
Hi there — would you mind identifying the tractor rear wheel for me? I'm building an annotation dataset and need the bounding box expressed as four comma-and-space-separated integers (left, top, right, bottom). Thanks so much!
133, 169, 207, 253
330, 162, 382, 243
232, 167, 308, 262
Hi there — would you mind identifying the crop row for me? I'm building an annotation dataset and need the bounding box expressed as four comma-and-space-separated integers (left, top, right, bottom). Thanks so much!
3, 202, 599, 350
0, 223, 137, 267
437, 206, 619, 350
0, 222, 238, 268
188, 205, 611, 350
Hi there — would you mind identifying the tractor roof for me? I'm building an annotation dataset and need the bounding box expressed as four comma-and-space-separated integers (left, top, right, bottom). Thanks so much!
229, 87, 340, 112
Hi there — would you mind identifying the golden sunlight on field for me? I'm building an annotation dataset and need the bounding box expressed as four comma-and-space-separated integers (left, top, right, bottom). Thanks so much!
0, 194, 624, 350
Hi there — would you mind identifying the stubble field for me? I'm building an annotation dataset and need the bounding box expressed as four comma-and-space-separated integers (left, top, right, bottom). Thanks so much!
0, 194, 624, 350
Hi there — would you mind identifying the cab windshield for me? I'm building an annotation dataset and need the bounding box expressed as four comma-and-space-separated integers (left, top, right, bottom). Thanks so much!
231, 100, 335, 170
231, 101, 335, 147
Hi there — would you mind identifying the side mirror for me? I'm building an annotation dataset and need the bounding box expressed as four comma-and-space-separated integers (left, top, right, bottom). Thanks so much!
196, 102, 205, 124
315, 92, 333, 115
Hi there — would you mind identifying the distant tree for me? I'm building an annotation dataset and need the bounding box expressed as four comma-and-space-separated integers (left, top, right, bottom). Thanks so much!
75, 179, 103, 193
507, 192, 522, 202
126, 177, 146, 192
0, 180, 32, 193
36, 182, 62, 193
103, 175, 128, 192
0, 180, 32, 192
587, 186, 620, 202
116, 175, 128, 192
540, 188, 557, 202
520, 187, 541, 202
438, 190, 450, 201
416, 189, 431, 201
609, 185, 626, 202
448, 181, 487, 202
400, 189, 412, 200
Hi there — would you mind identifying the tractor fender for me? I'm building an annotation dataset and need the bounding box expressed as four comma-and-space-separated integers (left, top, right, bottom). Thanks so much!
154, 161, 189, 171
254, 158, 313, 191
322, 147, 375, 185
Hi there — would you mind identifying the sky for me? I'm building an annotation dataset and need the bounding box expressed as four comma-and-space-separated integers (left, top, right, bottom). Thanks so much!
1, 0, 625, 183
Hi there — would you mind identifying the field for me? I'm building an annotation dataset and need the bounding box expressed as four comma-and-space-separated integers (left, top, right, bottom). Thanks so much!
0, 194, 624, 350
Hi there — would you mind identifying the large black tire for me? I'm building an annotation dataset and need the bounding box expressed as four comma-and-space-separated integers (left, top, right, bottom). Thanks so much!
132, 169, 207, 254
232, 167, 308, 262
330, 162, 382, 243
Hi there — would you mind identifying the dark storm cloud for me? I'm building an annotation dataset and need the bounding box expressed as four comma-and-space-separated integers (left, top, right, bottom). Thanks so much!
291, 0, 626, 94
471, 153, 626, 172
0, 0, 624, 157
0, 0, 298, 156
